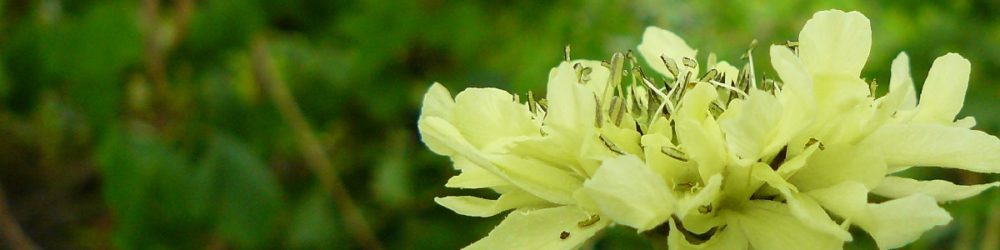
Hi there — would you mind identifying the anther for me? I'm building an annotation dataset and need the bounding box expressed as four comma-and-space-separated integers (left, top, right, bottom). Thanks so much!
661, 55, 680, 78
600, 135, 626, 155
682, 57, 698, 69
661, 145, 689, 162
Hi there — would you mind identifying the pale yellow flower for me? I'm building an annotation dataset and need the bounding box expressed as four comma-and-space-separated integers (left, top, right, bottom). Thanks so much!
418, 9, 1000, 250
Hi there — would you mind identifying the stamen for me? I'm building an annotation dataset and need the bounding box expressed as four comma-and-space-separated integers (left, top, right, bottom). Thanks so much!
707, 53, 718, 70
600, 134, 626, 155
660, 55, 680, 78
698, 204, 713, 214
682, 57, 698, 69
577, 214, 601, 228
564, 45, 572, 62
609, 96, 626, 126
527, 91, 538, 114
700, 68, 719, 82
661, 145, 689, 162
594, 94, 603, 128
805, 138, 826, 150
869, 79, 878, 97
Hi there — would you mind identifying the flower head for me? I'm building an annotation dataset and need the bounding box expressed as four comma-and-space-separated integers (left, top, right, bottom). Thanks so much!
419, 9, 1000, 250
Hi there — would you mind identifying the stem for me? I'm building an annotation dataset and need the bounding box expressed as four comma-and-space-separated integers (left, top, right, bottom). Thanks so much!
0, 182, 39, 250
250, 37, 381, 250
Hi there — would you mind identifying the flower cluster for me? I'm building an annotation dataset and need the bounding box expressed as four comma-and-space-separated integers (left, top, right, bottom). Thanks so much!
418, 10, 1000, 249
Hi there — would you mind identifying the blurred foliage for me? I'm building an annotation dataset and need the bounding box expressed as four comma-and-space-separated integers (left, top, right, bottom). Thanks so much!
0, 0, 997, 249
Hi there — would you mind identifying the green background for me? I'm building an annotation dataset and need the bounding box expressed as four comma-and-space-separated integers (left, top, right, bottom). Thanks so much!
0, 0, 997, 249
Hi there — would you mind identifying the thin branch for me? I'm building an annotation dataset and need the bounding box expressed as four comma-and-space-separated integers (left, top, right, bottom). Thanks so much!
0, 182, 39, 250
250, 36, 382, 250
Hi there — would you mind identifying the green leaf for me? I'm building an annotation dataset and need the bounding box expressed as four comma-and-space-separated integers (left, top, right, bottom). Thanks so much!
201, 134, 284, 248
287, 190, 341, 249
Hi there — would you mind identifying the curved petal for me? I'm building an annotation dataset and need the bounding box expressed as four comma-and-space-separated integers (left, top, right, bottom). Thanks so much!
872, 176, 1000, 202
720, 89, 783, 165
638, 26, 698, 79
912, 53, 971, 124
667, 216, 748, 250
808, 182, 953, 250
418, 85, 459, 156
435, 190, 550, 217
863, 123, 1000, 173
770, 45, 816, 151
464, 206, 611, 250
750, 164, 853, 241
787, 145, 887, 191
726, 200, 844, 250
798, 9, 872, 77
420, 117, 583, 205
421, 82, 455, 120
453, 88, 539, 150
889, 52, 917, 111
863, 195, 951, 249
676, 174, 724, 219
582, 155, 674, 231
676, 82, 728, 181
492, 155, 583, 205
545, 61, 598, 133
445, 159, 508, 189
641, 134, 699, 184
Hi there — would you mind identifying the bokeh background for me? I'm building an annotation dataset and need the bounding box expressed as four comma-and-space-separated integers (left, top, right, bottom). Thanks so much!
0, 0, 997, 249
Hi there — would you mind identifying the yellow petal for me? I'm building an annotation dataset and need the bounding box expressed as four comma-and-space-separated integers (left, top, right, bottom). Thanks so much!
421, 117, 583, 204
713, 61, 740, 86
726, 200, 844, 250
676, 82, 728, 181
445, 159, 508, 189
863, 123, 1000, 173
582, 155, 674, 231
640, 134, 700, 185
545, 61, 597, 133
676, 174, 724, 219
808, 182, 952, 250
871, 176, 1000, 202
775, 143, 820, 178
464, 206, 610, 250
863, 194, 951, 249
638, 26, 698, 79
787, 144, 887, 191
571, 60, 611, 98
954, 116, 977, 128
418, 116, 481, 161
889, 53, 917, 111
750, 164, 853, 241
492, 155, 583, 205
453, 88, 539, 150
720, 89, 783, 165
770, 45, 816, 150
912, 53, 971, 124
435, 190, 550, 217
666, 216, 748, 250
798, 10, 871, 77
507, 134, 589, 177
421, 82, 455, 120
